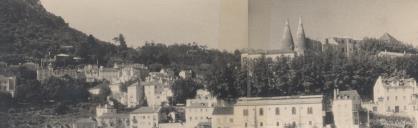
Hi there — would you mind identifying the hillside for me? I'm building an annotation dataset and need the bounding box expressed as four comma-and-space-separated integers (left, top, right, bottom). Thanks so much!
0, 0, 118, 64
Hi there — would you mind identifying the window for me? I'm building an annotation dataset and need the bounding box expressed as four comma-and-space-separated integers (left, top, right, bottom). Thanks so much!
229, 118, 233, 123
260, 122, 263, 127
275, 107, 280, 115
307, 107, 313, 114
373, 107, 378, 112
276, 122, 280, 126
245, 122, 247, 127
395, 96, 398, 101
309, 121, 312, 125
292, 107, 297, 115
259, 108, 264, 116
387, 96, 390, 101
243, 109, 248, 116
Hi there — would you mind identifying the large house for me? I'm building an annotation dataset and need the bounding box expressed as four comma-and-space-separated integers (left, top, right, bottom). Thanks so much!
130, 107, 161, 128
143, 69, 176, 107
0, 75, 16, 97
185, 89, 218, 128
36, 64, 84, 81
364, 75, 418, 116
232, 95, 324, 128
84, 64, 146, 83
127, 82, 144, 108
332, 89, 361, 128
212, 107, 234, 128
143, 81, 173, 107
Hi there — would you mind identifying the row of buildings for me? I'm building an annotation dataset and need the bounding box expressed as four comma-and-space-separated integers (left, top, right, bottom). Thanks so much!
37, 63, 147, 83
81, 73, 418, 128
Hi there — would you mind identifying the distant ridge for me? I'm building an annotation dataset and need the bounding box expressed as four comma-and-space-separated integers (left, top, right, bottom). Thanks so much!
0, 0, 117, 64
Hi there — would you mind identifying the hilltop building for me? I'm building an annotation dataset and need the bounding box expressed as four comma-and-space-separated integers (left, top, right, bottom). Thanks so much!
84, 64, 146, 83
332, 89, 361, 128
241, 18, 307, 65
36, 64, 84, 81
322, 37, 361, 57
0, 75, 16, 97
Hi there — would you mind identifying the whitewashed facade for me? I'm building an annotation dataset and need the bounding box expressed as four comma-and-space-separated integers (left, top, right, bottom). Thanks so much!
130, 107, 161, 128
127, 82, 142, 108
366, 76, 418, 115
185, 89, 218, 128
332, 90, 361, 128
232, 95, 324, 128
0, 75, 16, 97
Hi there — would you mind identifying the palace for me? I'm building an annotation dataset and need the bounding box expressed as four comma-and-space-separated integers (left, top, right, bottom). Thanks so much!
241, 18, 307, 64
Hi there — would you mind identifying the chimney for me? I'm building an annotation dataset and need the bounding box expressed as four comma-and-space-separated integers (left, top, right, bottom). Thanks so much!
333, 88, 337, 100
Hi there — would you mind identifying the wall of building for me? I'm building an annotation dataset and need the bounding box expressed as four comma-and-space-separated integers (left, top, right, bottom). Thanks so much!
233, 103, 323, 128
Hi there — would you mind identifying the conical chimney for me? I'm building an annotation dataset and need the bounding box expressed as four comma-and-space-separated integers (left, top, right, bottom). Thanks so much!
278, 19, 294, 51
295, 17, 306, 55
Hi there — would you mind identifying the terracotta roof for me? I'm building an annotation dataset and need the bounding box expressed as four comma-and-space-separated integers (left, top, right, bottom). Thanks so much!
213, 107, 234, 115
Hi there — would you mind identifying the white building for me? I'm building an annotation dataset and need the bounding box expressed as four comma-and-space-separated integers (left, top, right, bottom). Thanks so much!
179, 70, 193, 79
332, 89, 361, 128
88, 87, 101, 95
233, 95, 324, 128
127, 82, 142, 108
0, 75, 16, 97
130, 107, 161, 128
377, 50, 413, 58
185, 89, 218, 128
96, 104, 117, 117
146, 70, 175, 86
84, 64, 145, 83
366, 75, 418, 115
143, 81, 173, 107
212, 107, 234, 128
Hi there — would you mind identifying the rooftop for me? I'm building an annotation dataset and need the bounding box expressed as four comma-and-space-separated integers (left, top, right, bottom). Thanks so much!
213, 107, 234, 115
131, 107, 161, 114
241, 49, 295, 55
378, 76, 416, 88
337, 90, 359, 97
98, 113, 129, 119
235, 95, 323, 106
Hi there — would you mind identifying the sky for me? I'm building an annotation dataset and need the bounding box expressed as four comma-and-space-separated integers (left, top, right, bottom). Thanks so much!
40, 0, 221, 49
249, 0, 418, 49
40, 0, 418, 50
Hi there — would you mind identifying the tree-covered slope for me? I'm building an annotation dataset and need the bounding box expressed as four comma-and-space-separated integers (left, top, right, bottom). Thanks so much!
0, 0, 118, 64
